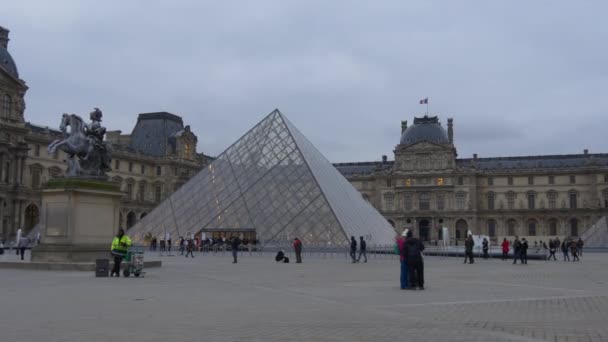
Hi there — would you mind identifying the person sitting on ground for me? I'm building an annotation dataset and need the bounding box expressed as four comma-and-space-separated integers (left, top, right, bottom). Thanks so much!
275, 250, 290, 263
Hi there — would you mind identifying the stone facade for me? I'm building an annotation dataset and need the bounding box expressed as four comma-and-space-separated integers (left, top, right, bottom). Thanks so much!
335, 116, 608, 244
0, 26, 209, 241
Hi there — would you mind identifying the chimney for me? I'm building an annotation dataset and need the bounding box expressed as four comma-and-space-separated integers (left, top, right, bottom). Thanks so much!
401, 120, 408, 133
0, 26, 9, 49
447, 118, 454, 144
473, 153, 478, 160
382, 155, 387, 164
584, 149, 589, 155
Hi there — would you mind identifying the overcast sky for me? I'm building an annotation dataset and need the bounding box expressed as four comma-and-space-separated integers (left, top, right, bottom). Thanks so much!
3, 1, 607, 162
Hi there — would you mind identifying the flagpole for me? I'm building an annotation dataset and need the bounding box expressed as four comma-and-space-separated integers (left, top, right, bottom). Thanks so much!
426, 100, 429, 115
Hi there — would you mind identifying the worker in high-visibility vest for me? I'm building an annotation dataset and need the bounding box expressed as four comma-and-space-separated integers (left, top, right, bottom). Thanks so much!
110, 228, 131, 277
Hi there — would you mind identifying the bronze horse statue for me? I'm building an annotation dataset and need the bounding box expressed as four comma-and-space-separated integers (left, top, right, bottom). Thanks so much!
48, 113, 112, 177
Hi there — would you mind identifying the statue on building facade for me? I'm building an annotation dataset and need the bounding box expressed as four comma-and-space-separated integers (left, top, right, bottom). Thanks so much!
48, 108, 112, 178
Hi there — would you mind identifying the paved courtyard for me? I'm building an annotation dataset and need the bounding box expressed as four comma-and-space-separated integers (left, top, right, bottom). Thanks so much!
1, 251, 608, 342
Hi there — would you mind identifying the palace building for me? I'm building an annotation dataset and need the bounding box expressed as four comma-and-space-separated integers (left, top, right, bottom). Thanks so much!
0, 26, 209, 241
335, 115, 608, 243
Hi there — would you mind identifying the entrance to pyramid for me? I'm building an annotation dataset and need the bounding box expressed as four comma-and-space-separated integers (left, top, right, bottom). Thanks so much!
198, 229, 257, 244
128, 110, 397, 247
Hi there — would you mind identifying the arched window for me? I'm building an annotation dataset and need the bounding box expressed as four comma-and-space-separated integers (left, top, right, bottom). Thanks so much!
570, 218, 579, 237
528, 219, 537, 236
507, 219, 517, 236
548, 218, 558, 236
487, 219, 496, 237
2, 94, 11, 117
455, 219, 468, 239
126, 212, 137, 228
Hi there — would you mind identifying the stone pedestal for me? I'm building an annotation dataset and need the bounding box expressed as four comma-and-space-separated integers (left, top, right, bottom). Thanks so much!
31, 178, 122, 263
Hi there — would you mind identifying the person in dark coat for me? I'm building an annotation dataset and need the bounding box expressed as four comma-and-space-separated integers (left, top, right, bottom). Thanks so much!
561, 240, 570, 261
520, 238, 528, 264
293, 238, 302, 263
231, 236, 241, 263
482, 238, 489, 259
350, 236, 357, 263
275, 250, 289, 263
570, 240, 580, 262
576, 238, 584, 257
512, 236, 522, 264
548, 239, 557, 261
403, 230, 425, 290
357, 236, 367, 263
464, 234, 474, 264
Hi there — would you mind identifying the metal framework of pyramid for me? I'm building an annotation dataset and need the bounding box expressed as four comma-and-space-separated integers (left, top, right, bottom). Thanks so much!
128, 109, 396, 246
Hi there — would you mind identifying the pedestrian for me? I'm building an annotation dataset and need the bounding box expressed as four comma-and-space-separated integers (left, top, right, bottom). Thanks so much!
159, 238, 166, 253
350, 236, 357, 263
357, 236, 367, 263
231, 236, 241, 263
570, 240, 580, 262
576, 238, 584, 257
185, 239, 195, 258
293, 237, 302, 263
512, 236, 522, 264
15, 228, 22, 255
404, 230, 425, 290
179, 237, 185, 255
548, 239, 557, 260
561, 240, 570, 261
397, 231, 408, 290
501, 238, 509, 260
464, 234, 475, 264
110, 228, 132, 277
520, 238, 528, 264
17, 236, 29, 261
165, 232, 172, 253
482, 238, 489, 259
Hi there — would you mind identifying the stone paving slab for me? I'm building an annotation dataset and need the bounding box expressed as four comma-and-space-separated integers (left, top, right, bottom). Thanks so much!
1, 252, 607, 341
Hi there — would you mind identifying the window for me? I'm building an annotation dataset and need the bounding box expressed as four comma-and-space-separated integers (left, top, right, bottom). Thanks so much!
127, 183, 133, 200
32, 170, 41, 189
487, 192, 495, 210
487, 177, 493, 186
458, 176, 464, 185
527, 192, 536, 209
155, 185, 162, 202
508, 176, 513, 186
569, 193, 577, 209
436, 178, 444, 186
456, 192, 466, 210
437, 193, 445, 210
128, 162, 133, 172
386, 179, 392, 187
507, 191, 516, 210
528, 221, 537, 236
547, 191, 557, 209
548, 175, 555, 185
2, 94, 11, 117
488, 220, 496, 237
549, 219, 557, 236
528, 176, 534, 185
34, 145, 40, 157
384, 193, 394, 211
4, 162, 9, 183
405, 178, 412, 187
115, 160, 120, 171
140, 164, 145, 175
419, 193, 430, 210
507, 220, 516, 236
138, 182, 146, 201
570, 218, 579, 236
404, 193, 413, 211
569, 175, 576, 184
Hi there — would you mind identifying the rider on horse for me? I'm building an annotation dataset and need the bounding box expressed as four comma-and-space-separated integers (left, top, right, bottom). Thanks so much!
83, 108, 107, 161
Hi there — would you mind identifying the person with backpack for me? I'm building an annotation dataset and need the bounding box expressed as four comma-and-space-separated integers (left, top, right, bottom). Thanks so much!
464, 234, 475, 264
512, 236, 522, 264
357, 236, 367, 263
404, 230, 425, 290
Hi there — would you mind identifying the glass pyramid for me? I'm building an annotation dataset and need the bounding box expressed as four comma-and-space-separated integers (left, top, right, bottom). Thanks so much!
128, 109, 397, 246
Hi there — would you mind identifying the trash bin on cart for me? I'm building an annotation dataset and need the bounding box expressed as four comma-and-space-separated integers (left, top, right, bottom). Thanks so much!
123, 246, 145, 278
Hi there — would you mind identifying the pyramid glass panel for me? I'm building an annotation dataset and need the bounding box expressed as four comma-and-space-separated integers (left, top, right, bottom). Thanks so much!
128, 109, 396, 247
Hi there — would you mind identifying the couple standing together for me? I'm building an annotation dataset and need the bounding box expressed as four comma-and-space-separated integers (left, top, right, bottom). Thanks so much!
396, 230, 425, 290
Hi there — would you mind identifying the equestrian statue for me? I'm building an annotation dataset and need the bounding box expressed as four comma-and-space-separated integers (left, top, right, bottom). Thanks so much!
48, 108, 112, 178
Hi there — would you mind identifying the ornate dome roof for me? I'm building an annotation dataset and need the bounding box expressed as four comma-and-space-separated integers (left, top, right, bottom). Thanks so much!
400, 115, 449, 145
0, 45, 18, 79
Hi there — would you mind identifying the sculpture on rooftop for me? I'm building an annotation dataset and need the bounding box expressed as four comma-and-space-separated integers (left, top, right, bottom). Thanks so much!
48, 108, 112, 178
